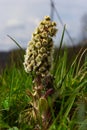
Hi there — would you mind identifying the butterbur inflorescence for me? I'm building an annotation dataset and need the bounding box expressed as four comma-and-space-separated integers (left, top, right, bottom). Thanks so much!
24, 16, 57, 77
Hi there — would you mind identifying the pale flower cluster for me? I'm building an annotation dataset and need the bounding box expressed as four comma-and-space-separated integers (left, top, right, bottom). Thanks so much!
24, 16, 57, 77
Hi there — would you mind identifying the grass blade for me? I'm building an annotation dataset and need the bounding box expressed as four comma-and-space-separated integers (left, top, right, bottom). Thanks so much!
7, 35, 23, 50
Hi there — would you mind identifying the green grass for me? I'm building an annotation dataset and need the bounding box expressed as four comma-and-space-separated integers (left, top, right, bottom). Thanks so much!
0, 65, 32, 128
0, 33, 87, 130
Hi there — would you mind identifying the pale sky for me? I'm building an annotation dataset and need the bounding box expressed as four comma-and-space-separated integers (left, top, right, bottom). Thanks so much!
0, 0, 87, 51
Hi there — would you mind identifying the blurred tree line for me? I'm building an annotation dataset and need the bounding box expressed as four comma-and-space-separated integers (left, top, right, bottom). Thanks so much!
81, 13, 87, 41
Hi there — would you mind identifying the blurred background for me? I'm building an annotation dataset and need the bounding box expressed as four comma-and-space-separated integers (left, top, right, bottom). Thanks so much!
0, 0, 87, 71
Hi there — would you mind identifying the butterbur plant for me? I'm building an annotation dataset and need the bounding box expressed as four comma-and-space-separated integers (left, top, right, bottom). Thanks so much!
23, 16, 57, 130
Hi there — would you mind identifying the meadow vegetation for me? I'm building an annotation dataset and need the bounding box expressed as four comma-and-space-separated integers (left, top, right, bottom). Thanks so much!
0, 17, 87, 130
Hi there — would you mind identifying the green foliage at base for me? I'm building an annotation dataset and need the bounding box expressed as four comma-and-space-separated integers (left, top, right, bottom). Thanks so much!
0, 47, 87, 130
